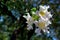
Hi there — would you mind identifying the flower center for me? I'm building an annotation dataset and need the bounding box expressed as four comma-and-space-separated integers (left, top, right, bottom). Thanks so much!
38, 22, 45, 29
40, 11, 45, 16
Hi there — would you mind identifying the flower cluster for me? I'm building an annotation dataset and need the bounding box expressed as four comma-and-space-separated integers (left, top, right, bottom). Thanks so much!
23, 5, 52, 35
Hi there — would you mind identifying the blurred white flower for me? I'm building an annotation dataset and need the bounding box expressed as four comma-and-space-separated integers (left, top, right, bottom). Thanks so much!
36, 5, 52, 19
23, 13, 34, 30
34, 18, 51, 32
33, 5, 52, 33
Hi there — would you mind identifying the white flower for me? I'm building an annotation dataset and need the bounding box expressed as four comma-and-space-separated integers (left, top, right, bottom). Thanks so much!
36, 5, 52, 19
34, 17, 51, 32
23, 13, 32, 24
23, 13, 34, 30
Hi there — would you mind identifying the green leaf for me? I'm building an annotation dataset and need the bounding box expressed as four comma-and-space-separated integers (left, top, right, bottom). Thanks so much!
31, 8, 36, 12
32, 14, 39, 20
